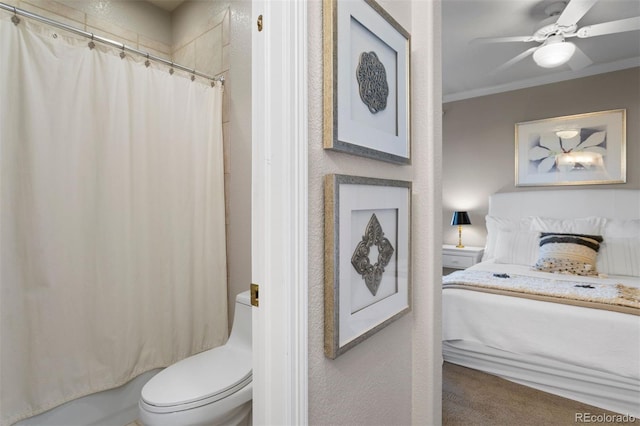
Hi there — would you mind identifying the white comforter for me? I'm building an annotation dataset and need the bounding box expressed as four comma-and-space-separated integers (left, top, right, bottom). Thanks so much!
443, 262, 640, 381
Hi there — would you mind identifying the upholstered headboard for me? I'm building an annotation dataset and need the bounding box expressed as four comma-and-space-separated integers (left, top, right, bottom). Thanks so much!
484, 190, 640, 271
489, 189, 640, 220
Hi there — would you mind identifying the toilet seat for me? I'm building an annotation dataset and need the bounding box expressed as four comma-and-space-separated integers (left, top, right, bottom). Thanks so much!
141, 344, 252, 414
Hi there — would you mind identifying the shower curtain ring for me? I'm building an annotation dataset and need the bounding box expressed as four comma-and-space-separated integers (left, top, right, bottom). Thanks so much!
145, 53, 151, 68
119, 44, 126, 59
88, 34, 95, 50
11, 7, 20, 25
191, 69, 196, 81
169, 62, 174, 75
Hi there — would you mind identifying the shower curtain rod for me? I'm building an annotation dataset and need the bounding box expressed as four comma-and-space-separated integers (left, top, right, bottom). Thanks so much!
0, 1, 225, 85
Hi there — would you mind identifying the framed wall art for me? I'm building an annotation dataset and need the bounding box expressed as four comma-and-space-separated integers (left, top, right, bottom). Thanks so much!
324, 174, 411, 359
323, 0, 411, 164
515, 109, 626, 186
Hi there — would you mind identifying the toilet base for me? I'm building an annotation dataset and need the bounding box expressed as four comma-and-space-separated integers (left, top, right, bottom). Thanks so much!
217, 401, 251, 426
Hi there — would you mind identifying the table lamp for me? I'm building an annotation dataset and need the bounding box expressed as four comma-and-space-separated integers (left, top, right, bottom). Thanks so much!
451, 211, 471, 248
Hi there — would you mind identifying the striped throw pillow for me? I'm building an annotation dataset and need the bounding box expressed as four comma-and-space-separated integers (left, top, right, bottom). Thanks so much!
533, 232, 604, 276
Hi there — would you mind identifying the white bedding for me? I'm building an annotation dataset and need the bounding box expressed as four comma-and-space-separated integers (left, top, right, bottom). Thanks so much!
443, 262, 640, 381
443, 189, 640, 416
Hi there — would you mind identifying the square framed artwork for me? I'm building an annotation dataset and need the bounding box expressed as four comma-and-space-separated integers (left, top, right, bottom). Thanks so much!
324, 174, 411, 359
323, 0, 411, 164
515, 109, 626, 186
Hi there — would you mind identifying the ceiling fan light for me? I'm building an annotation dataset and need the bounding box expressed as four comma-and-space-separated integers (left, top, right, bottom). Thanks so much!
533, 40, 576, 68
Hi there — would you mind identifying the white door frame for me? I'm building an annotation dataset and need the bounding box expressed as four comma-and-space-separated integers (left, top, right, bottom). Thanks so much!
251, 1, 308, 425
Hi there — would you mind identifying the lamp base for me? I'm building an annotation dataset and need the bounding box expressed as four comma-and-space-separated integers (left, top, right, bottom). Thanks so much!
456, 225, 464, 248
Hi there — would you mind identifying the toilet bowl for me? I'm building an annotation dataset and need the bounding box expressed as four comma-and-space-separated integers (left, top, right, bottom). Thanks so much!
139, 291, 252, 426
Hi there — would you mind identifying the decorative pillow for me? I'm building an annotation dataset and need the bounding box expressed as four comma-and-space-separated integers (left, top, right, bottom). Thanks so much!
483, 216, 534, 261
494, 229, 539, 266
533, 232, 604, 276
530, 216, 607, 235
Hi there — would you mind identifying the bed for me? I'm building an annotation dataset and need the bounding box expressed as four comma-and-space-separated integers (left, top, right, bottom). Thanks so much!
442, 189, 640, 417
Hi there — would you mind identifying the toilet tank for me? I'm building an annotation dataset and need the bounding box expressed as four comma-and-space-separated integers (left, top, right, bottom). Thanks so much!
226, 291, 252, 351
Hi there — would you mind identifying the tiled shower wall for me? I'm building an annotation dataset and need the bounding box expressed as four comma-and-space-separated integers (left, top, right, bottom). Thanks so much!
3, 0, 234, 291
5, 0, 174, 57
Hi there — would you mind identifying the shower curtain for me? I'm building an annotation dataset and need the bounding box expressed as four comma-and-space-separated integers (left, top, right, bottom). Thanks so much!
0, 14, 228, 426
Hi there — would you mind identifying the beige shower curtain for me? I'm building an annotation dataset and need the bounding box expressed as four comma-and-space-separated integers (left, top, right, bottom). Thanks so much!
0, 15, 228, 425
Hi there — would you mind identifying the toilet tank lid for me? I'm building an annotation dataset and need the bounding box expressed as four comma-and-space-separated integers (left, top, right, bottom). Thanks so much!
141, 345, 251, 408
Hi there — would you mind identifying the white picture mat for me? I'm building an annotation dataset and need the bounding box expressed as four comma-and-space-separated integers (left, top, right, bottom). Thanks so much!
516, 109, 626, 186
336, 0, 409, 158
338, 183, 409, 347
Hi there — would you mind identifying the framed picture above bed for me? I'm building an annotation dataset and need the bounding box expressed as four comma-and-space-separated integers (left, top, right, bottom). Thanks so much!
323, 0, 411, 164
515, 109, 626, 186
324, 174, 411, 359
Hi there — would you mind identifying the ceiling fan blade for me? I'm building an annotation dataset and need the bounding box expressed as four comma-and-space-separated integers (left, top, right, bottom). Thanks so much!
471, 36, 534, 44
556, 0, 599, 27
567, 45, 593, 70
491, 47, 538, 74
577, 16, 640, 38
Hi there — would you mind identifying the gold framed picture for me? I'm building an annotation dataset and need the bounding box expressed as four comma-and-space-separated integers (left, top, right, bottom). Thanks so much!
324, 174, 411, 359
323, 0, 411, 164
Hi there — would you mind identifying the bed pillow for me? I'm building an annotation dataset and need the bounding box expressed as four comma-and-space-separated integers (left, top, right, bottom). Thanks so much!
533, 232, 603, 276
494, 229, 539, 266
483, 216, 534, 261
597, 219, 640, 276
598, 238, 640, 277
603, 218, 640, 238
530, 216, 607, 235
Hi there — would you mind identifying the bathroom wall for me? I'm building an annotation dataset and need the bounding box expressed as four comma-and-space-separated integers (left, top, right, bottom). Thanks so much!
307, 0, 442, 424
442, 68, 640, 248
6, 0, 251, 325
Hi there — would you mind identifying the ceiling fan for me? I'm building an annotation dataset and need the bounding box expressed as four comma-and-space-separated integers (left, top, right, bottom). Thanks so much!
473, 0, 640, 73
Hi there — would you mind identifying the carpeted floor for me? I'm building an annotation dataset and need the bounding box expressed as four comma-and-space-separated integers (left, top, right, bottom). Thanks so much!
442, 362, 639, 426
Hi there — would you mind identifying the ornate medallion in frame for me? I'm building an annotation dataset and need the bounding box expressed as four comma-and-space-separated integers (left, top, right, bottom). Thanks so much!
323, 0, 411, 164
324, 174, 412, 359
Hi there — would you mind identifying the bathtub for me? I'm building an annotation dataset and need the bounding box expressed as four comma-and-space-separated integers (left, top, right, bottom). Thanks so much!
15, 370, 161, 426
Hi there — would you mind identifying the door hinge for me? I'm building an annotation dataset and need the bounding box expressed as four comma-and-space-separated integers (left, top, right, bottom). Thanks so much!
250, 283, 259, 307
257, 14, 263, 32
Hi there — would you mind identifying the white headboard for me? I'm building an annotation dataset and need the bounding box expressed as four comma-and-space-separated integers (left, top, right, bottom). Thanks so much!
489, 189, 640, 220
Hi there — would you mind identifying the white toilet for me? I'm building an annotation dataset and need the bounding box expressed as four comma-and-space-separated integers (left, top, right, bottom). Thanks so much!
139, 291, 252, 426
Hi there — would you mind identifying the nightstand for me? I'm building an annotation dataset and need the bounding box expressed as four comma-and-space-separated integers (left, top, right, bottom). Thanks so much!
442, 245, 484, 270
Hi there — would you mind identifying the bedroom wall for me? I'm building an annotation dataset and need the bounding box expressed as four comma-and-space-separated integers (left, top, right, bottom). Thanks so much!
442, 67, 640, 248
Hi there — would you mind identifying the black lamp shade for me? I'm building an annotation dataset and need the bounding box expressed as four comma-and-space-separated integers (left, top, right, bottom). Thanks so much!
451, 211, 471, 226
